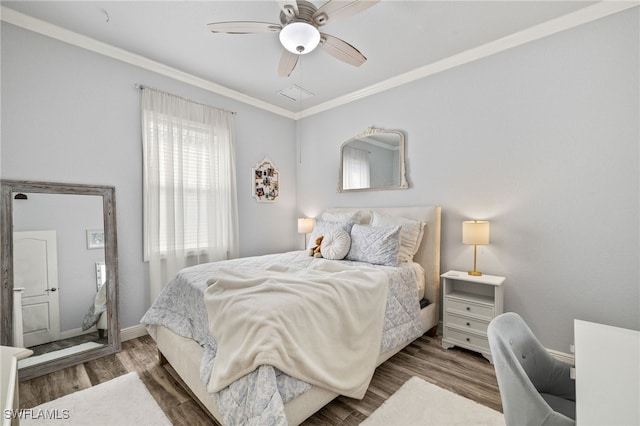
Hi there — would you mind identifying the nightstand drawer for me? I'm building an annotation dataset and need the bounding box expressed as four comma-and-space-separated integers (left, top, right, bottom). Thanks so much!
446, 298, 494, 319
445, 328, 490, 351
446, 312, 490, 335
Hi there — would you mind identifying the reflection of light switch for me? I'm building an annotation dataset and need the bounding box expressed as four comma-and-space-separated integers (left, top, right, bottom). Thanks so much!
95, 261, 106, 291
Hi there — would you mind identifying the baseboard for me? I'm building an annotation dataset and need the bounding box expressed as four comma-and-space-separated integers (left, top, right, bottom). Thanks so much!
548, 348, 574, 365
59, 327, 96, 340
121, 324, 148, 342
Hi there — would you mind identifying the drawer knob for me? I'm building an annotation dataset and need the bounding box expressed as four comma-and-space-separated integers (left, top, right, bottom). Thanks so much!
466, 307, 471, 311
466, 322, 471, 327
466, 337, 471, 342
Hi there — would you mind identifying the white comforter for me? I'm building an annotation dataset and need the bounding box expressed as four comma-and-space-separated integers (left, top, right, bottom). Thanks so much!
204, 260, 388, 399
141, 251, 424, 425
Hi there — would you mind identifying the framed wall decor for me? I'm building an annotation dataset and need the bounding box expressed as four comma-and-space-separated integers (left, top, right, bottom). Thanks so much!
86, 229, 105, 249
252, 157, 279, 203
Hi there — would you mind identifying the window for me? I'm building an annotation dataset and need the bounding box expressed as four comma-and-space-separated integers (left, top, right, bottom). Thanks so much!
145, 115, 214, 254
142, 88, 239, 301
342, 145, 371, 190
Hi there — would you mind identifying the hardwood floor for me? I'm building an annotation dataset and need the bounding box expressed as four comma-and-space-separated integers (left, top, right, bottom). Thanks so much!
19, 333, 502, 425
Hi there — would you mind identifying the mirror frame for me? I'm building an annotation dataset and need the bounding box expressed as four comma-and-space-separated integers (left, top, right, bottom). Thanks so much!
337, 127, 409, 192
1, 179, 120, 380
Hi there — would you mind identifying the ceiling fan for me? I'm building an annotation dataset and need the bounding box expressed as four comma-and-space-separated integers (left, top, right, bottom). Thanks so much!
207, 0, 380, 77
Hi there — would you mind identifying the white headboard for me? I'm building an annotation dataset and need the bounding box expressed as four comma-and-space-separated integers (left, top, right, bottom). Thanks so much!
321, 206, 442, 307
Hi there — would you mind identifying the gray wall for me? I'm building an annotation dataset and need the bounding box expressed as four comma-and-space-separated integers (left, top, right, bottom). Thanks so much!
296, 8, 639, 351
1, 23, 298, 329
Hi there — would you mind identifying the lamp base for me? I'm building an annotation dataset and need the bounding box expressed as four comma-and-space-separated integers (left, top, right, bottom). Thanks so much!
468, 270, 483, 276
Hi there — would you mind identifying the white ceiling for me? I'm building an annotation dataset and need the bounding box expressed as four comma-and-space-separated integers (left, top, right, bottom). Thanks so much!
3, 1, 632, 118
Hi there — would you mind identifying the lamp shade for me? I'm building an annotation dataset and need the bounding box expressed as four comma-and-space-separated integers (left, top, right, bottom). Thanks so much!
297, 217, 315, 234
279, 22, 321, 54
462, 220, 490, 245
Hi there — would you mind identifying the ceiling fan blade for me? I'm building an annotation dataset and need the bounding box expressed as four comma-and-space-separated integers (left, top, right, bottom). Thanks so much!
277, 0, 299, 19
319, 33, 366, 67
278, 49, 299, 77
313, 0, 380, 26
207, 21, 281, 34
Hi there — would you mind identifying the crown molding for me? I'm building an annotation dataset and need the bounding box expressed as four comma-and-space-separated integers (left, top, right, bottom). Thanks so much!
299, 1, 640, 119
2, 2, 637, 121
0, 6, 296, 120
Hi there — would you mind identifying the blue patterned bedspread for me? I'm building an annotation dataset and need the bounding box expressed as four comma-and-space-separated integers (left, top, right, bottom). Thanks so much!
141, 251, 423, 425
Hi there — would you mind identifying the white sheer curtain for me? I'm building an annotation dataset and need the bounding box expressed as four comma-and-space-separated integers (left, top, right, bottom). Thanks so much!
342, 146, 371, 190
142, 88, 239, 303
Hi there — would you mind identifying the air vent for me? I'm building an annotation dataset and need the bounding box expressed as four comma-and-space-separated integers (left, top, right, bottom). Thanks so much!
277, 85, 314, 102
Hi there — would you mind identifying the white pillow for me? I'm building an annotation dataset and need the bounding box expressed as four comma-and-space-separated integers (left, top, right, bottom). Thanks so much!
320, 229, 352, 260
321, 210, 368, 225
370, 212, 425, 263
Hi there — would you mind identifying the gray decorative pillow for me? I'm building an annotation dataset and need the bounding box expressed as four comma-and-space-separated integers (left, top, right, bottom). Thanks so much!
307, 220, 354, 250
346, 224, 401, 266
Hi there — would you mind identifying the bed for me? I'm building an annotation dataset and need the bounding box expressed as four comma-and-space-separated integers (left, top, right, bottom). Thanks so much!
141, 206, 441, 425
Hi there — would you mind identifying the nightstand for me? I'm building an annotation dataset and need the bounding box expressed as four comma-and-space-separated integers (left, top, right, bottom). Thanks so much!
441, 270, 505, 363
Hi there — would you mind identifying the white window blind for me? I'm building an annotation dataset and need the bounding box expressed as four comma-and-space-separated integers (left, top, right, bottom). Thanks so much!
142, 88, 239, 302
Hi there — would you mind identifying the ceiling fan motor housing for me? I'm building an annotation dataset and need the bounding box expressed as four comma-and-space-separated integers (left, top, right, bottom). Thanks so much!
279, 1, 322, 54
279, 0, 318, 26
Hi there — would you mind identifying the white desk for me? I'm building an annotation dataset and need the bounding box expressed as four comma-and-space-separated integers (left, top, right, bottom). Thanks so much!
574, 320, 640, 426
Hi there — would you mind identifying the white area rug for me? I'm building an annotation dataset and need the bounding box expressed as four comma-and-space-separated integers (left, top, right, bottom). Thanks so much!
21, 372, 171, 426
361, 376, 506, 426
18, 342, 103, 368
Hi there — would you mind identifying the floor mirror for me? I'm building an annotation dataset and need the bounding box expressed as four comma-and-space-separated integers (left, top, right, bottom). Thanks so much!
1, 180, 120, 380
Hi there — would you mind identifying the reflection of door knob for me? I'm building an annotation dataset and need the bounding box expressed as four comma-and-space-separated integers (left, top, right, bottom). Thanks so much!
46, 288, 57, 292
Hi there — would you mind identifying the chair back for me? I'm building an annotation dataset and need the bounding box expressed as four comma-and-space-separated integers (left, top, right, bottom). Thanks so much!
488, 312, 575, 426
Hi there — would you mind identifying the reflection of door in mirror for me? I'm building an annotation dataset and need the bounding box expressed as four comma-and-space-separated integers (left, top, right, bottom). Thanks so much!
14, 230, 61, 347
12, 192, 107, 365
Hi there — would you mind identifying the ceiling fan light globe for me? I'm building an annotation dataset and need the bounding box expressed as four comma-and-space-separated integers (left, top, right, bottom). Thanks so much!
279, 22, 320, 55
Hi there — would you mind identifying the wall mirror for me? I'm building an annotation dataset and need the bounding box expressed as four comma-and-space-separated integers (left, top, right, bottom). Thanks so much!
338, 127, 409, 192
1, 180, 120, 380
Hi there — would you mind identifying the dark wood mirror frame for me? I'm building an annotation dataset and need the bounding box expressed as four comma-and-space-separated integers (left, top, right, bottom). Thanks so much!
1, 180, 120, 380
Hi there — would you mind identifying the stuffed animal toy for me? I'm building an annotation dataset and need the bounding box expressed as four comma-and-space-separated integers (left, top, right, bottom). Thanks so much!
309, 236, 324, 258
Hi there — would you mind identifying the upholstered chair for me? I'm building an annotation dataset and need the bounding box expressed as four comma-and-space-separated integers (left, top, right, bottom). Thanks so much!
488, 312, 576, 426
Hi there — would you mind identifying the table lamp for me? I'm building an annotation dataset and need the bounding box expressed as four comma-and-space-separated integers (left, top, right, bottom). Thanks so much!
462, 220, 490, 276
297, 217, 315, 248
